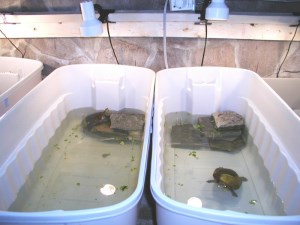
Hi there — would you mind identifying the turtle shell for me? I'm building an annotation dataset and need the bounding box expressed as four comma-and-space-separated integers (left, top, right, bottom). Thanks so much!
208, 167, 248, 197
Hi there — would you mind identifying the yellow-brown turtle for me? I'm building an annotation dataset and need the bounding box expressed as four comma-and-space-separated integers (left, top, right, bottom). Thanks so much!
207, 167, 247, 197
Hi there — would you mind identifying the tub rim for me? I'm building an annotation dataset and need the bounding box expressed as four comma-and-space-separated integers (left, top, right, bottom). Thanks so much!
0, 57, 43, 99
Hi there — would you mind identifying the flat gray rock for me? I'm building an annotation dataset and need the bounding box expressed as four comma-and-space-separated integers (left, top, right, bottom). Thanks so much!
170, 114, 246, 151
170, 124, 209, 149
110, 113, 145, 131
212, 111, 244, 130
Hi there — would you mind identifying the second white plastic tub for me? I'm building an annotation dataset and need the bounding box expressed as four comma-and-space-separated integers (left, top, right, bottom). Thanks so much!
0, 57, 43, 117
151, 67, 300, 225
264, 78, 300, 117
0, 64, 155, 225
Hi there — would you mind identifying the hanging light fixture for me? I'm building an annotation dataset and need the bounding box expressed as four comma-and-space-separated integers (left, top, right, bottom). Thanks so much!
80, 1, 102, 37
205, 0, 229, 20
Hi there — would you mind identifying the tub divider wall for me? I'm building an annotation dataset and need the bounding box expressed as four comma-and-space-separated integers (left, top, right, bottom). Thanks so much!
186, 76, 221, 115
92, 74, 125, 110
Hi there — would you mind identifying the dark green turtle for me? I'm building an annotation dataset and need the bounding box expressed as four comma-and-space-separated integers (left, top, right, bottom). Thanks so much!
207, 167, 247, 197
82, 108, 111, 132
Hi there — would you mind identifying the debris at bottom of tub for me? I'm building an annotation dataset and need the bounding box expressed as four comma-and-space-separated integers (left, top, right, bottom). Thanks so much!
207, 167, 247, 197
170, 111, 246, 152
130, 167, 137, 172
82, 108, 145, 143
131, 155, 135, 162
249, 200, 257, 205
189, 151, 199, 159
76, 182, 80, 186
120, 185, 128, 191
100, 184, 116, 195
165, 194, 172, 199
102, 153, 111, 158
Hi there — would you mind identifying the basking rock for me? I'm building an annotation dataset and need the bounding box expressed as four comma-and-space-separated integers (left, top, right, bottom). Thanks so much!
198, 115, 246, 151
170, 112, 246, 152
208, 135, 246, 152
110, 113, 145, 131
196, 116, 215, 138
82, 108, 144, 142
212, 111, 244, 130
170, 124, 209, 149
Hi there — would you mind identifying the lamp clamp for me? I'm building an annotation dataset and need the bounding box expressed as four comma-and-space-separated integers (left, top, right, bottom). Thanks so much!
93, 4, 115, 23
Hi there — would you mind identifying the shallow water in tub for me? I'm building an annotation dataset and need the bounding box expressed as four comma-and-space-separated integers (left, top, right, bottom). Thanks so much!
9, 108, 143, 212
163, 112, 285, 216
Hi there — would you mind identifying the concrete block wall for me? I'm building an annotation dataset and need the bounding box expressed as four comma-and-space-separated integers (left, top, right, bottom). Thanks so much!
0, 37, 299, 78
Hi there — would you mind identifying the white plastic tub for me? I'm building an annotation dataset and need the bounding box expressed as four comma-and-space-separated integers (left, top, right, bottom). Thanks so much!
151, 67, 300, 225
0, 57, 43, 117
264, 78, 300, 117
0, 64, 155, 225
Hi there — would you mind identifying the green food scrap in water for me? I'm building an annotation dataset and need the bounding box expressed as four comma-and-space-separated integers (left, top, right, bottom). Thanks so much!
120, 185, 128, 191
102, 153, 111, 158
249, 200, 257, 205
189, 151, 198, 159
76, 182, 80, 186
193, 123, 205, 131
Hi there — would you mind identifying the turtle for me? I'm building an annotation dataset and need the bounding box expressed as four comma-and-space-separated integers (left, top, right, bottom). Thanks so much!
82, 108, 111, 132
207, 167, 247, 197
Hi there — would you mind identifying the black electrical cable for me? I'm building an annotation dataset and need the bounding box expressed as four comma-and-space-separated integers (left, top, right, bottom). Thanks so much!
201, 20, 208, 66
93, 4, 119, 65
106, 22, 119, 65
276, 20, 299, 78
0, 28, 25, 58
